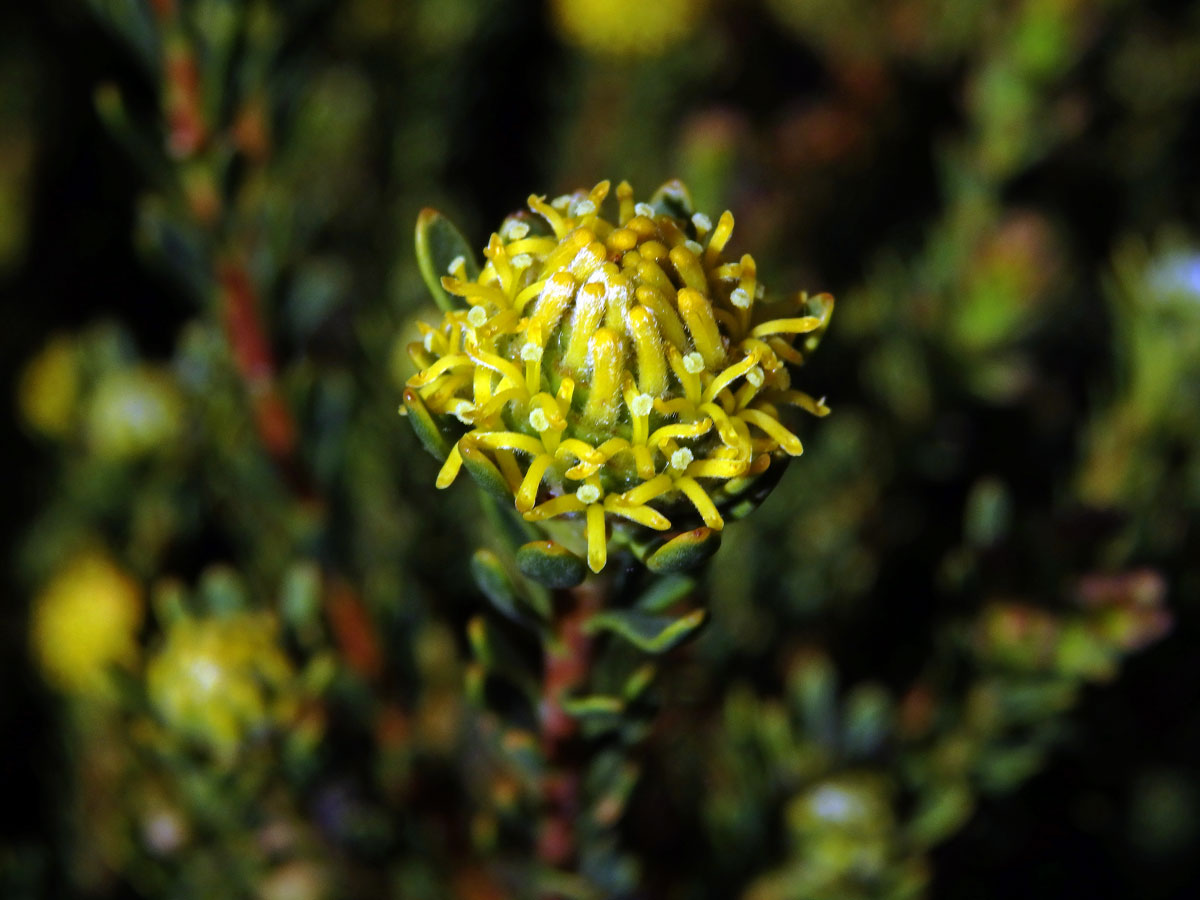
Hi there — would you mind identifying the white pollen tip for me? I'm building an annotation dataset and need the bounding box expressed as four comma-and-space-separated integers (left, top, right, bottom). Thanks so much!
453, 406, 474, 425
551, 194, 573, 211
684, 239, 704, 256
683, 352, 705, 374
447, 255, 466, 276
670, 447, 694, 470
730, 287, 752, 309
692, 212, 713, 233
467, 306, 488, 327
520, 342, 542, 362
512, 253, 533, 270
634, 202, 655, 219
746, 366, 765, 388
529, 408, 550, 432
505, 221, 530, 240
631, 393, 654, 418
755, 283, 765, 299
423, 332, 434, 352
572, 199, 597, 217
576, 484, 602, 505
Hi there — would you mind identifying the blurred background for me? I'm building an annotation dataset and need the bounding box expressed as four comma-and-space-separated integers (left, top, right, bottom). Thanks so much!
1, 0, 1198, 897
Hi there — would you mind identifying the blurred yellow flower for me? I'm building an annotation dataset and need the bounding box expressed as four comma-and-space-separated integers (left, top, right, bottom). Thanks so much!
17, 334, 79, 439
146, 611, 298, 763
30, 550, 143, 697
86, 366, 184, 461
551, 0, 704, 57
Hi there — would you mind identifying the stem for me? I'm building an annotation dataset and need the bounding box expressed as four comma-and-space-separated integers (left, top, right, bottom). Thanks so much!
537, 580, 603, 890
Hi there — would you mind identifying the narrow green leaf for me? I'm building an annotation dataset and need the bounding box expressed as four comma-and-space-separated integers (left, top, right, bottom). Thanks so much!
517, 541, 588, 588
470, 549, 523, 623
634, 574, 695, 613
561, 695, 624, 719
585, 608, 708, 654
460, 438, 515, 500
414, 208, 479, 312
646, 528, 722, 573
402, 387, 453, 461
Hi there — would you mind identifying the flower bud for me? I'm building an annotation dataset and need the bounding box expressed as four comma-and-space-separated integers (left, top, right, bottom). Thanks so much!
405, 180, 833, 572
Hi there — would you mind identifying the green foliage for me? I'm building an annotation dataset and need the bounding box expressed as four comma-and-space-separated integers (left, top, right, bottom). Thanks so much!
8, 0, 1199, 898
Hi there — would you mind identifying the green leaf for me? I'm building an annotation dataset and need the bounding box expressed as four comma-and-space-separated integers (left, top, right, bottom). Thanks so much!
585, 608, 708, 654
470, 549, 524, 624
517, 541, 588, 588
634, 573, 695, 613
646, 528, 722, 573
460, 437, 516, 500
414, 208, 479, 312
649, 179, 695, 222
561, 694, 625, 719
466, 614, 539, 702
402, 387, 453, 462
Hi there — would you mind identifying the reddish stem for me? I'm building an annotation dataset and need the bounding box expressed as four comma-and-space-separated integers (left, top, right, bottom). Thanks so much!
218, 260, 299, 465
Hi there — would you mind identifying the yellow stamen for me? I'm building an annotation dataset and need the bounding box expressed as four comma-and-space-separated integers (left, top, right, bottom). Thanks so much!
436, 442, 464, 488
440, 277, 509, 309
621, 474, 673, 506
628, 305, 669, 396
667, 346, 703, 404
603, 497, 671, 530
705, 211, 735, 266
524, 494, 586, 521
516, 453, 555, 511
678, 288, 726, 369
586, 503, 607, 573
669, 245, 709, 294
674, 476, 724, 529
475, 431, 546, 457
616, 181, 635, 225
582, 328, 624, 425
749, 317, 824, 339
406, 353, 472, 387
564, 282, 608, 373
465, 347, 526, 393
649, 418, 712, 449
494, 450, 524, 492
635, 285, 689, 350
685, 458, 750, 479
528, 194, 568, 237
702, 353, 761, 404
484, 234, 514, 295
740, 408, 805, 455
527, 272, 577, 346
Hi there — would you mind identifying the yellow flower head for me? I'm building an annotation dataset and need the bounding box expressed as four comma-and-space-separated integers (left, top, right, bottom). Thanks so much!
404, 180, 833, 572
146, 611, 297, 763
30, 551, 143, 697
18, 335, 80, 439
551, 0, 704, 57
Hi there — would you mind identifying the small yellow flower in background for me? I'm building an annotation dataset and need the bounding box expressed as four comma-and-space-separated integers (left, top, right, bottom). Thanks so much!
146, 611, 298, 764
18, 335, 80, 439
404, 180, 833, 572
86, 366, 184, 461
31, 550, 143, 697
551, 0, 705, 57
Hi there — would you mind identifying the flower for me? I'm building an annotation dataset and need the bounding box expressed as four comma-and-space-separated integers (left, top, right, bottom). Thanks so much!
30, 550, 143, 697
403, 180, 833, 572
17, 334, 79, 439
146, 611, 297, 763
550, 0, 704, 57
86, 366, 184, 461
